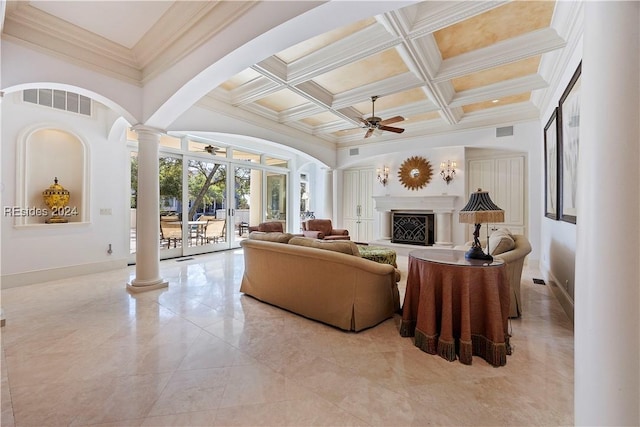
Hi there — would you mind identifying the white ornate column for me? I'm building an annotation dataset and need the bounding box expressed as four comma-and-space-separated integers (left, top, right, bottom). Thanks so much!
321, 168, 333, 219
434, 210, 453, 247
127, 125, 168, 293
0, 91, 4, 326
575, 2, 639, 425
379, 211, 392, 240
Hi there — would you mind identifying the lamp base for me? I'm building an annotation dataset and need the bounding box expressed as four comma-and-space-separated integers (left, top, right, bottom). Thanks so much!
464, 245, 493, 262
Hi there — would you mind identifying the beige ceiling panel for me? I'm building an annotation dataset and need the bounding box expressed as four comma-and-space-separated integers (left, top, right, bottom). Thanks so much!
254, 89, 310, 112
406, 111, 442, 123
276, 17, 376, 63
353, 88, 428, 115
302, 111, 344, 127
462, 93, 531, 113
220, 68, 262, 91
452, 56, 541, 92
434, 1, 556, 59
334, 127, 365, 137
312, 48, 409, 94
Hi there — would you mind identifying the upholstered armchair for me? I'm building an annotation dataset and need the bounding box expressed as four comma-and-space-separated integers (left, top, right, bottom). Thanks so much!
301, 219, 350, 240
248, 221, 285, 233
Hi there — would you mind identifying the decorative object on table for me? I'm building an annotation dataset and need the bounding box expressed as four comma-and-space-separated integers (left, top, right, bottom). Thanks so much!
439, 160, 456, 184
397, 156, 433, 190
376, 165, 389, 186
544, 107, 559, 220
458, 188, 504, 261
42, 177, 71, 223
558, 61, 581, 224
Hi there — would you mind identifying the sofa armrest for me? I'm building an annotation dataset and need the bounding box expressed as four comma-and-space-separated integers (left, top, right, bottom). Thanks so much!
331, 228, 349, 236
302, 230, 324, 239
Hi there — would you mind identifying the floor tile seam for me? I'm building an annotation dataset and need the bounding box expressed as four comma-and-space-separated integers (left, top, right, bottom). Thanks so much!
284, 361, 414, 421
0, 349, 16, 427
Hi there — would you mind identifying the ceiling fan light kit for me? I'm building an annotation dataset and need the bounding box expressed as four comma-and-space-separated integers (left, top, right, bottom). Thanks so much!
360, 96, 405, 139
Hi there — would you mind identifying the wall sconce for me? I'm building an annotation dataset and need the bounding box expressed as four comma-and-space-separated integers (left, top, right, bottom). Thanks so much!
440, 160, 456, 184
377, 166, 390, 186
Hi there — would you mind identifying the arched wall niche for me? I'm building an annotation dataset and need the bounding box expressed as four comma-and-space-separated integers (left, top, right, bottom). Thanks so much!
17, 126, 89, 225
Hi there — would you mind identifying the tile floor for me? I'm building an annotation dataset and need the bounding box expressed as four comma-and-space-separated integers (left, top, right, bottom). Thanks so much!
1, 249, 574, 426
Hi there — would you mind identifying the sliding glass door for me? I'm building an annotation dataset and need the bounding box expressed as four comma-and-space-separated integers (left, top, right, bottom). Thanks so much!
127, 136, 291, 262
182, 157, 228, 256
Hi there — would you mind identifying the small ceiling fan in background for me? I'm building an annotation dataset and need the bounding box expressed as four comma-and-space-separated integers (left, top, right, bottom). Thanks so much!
359, 95, 405, 138
197, 144, 223, 155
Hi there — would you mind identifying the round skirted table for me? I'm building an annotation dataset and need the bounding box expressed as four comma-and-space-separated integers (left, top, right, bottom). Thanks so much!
400, 248, 511, 367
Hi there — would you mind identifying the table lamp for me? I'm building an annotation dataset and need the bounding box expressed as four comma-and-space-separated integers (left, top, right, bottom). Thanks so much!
459, 188, 505, 261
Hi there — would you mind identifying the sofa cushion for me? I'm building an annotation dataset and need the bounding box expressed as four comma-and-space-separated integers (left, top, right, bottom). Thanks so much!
248, 231, 294, 243
489, 230, 515, 255
288, 236, 360, 256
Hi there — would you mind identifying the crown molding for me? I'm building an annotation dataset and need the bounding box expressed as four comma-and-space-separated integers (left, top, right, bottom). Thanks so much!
450, 74, 548, 108
3, 3, 142, 84
397, 1, 507, 37
435, 27, 566, 83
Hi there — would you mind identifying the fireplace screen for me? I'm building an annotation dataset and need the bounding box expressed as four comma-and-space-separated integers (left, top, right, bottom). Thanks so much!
391, 211, 435, 246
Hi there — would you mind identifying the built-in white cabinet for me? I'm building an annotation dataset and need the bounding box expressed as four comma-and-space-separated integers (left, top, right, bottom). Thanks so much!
467, 155, 526, 238
343, 169, 374, 243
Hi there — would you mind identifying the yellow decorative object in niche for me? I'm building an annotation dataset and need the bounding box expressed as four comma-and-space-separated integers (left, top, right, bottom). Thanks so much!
42, 177, 71, 223
398, 156, 433, 191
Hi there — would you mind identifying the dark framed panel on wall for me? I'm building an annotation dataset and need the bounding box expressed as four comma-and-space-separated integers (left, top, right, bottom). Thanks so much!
558, 62, 581, 224
544, 107, 559, 220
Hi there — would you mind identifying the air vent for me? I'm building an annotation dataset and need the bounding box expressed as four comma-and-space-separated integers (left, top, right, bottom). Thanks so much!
23, 89, 92, 116
496, 126, 513, 137
349, 148, 359, 156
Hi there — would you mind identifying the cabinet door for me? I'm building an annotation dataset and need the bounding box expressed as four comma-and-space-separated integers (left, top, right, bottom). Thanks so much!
467, 156, 525, 239
343, 170, 360, 221
494, 157, 524, 229
342, 168, 374, 243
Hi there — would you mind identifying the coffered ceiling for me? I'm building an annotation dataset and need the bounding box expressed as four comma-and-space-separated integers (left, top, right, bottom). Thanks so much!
2, 1, 583, 147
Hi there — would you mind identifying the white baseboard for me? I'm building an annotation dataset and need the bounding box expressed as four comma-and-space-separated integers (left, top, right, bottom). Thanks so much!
542, 266, 575, 322
1, 259, 129, 288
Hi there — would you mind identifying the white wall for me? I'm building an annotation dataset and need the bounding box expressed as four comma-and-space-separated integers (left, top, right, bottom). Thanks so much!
1, 93, 130, 286
538, 39, 583, 307
336, 121, 541, 258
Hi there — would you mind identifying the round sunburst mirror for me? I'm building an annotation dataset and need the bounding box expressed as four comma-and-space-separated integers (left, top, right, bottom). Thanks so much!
397, 156, 433, 190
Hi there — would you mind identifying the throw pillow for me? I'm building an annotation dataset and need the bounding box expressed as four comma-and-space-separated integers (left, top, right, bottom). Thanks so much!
488, 230, 515, 255
248, 231, 293, 243
288, 236, 360, 256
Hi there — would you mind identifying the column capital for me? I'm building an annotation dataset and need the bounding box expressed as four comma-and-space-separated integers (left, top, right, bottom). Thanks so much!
131, 124, 165, 140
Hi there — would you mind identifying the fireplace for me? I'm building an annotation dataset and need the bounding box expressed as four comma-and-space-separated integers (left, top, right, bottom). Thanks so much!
391, 211, 435, 246
373, 195, 458, 247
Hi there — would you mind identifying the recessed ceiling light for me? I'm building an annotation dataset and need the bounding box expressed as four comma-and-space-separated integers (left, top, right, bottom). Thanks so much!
492, 99, 499, 103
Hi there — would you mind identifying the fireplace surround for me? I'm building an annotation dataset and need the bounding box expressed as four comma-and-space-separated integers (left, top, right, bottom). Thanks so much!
373, 195, 458, 247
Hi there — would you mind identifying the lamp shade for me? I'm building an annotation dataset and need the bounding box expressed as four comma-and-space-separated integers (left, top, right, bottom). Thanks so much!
459, 189, 505, 224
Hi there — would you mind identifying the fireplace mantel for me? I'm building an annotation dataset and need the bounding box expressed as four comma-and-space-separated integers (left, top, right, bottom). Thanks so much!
373, 195, 459, 247
372, 195, 458, 212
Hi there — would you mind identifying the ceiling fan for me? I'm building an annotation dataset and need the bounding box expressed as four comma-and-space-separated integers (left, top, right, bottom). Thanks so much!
359, 96, 405, 138
200, 144, 223, 155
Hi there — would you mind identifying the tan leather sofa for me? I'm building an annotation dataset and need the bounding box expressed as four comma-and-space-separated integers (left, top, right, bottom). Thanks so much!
456, 230, 532, 318
495, 234, 532, 318
240, 232, 400, 331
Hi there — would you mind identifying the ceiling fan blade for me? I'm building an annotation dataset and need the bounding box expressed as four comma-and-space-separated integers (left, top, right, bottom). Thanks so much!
364, 128, 375, 138
379, 116, 404, 126
379, 125, 405, 134
359, 117, 372, 127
